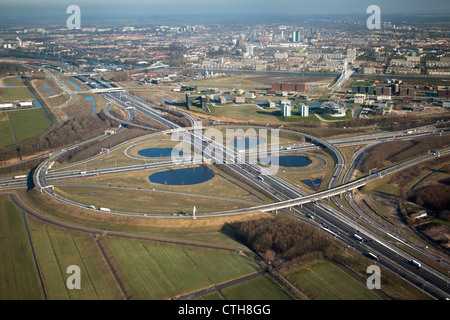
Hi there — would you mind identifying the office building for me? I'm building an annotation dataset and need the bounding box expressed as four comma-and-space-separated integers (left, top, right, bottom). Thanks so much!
347, 48, 356, 63
271, 83, 307, 92
291, 30, 301, 43
281, 101, 291, 117
299, 104, 309, 117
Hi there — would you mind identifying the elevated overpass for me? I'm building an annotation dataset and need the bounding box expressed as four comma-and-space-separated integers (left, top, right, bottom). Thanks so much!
90, 88, 125, 93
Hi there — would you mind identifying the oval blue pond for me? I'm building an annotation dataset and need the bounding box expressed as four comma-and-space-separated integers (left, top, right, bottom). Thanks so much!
259, 155, 312, 168
149, 166, 215, 185
138, 148, 186, 158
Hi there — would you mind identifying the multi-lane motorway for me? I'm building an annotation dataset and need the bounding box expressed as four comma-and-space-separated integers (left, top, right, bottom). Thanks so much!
2, 73, 450, 299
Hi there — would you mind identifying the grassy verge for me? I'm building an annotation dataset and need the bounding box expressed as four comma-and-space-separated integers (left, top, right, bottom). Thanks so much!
0, 194, 43, 299
0, 116, 16, 147
221, 274, 294, 300
16, 188, 269, 246
54, 185, 255, 216
285, 260, 380, 300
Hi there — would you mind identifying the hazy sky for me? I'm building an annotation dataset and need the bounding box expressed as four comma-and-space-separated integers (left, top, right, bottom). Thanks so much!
1, 0, 449, 18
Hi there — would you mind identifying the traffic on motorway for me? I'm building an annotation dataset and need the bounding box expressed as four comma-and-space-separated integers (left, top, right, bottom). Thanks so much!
2, 73, 448, 300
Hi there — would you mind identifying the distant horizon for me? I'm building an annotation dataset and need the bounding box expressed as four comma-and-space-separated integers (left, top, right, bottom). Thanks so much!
0, 0, 449, 18
0, 0, 449, 29
1, 11, 449, 28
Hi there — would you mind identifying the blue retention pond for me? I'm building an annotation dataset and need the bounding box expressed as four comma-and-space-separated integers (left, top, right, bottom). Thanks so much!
259, 155, 313, 168
66, 79, 83, 92
149, 166, 215, 185
84, 96, 96, 114
138, 148, 187, 158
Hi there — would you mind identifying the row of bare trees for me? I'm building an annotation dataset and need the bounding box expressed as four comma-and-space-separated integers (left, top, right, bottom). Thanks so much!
0, 62, 27, 75
0, 111, 119, 163
223, 216, 335, 263
407, 184, 450, 214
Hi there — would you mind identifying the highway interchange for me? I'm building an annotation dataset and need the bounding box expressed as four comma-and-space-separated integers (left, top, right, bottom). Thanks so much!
1, 71, 450, 300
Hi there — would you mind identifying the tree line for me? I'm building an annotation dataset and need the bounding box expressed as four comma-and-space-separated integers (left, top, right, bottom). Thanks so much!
0, 111, 119, 163
407, 184, 450, 214
0, 62, 27, 75
222, 215, 336, 264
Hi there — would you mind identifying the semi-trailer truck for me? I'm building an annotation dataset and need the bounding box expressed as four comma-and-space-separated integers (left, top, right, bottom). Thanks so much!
368, 252, 379, 261
353, 234, 364, 242
99, 207, 111, 213
410, 259, 422, 268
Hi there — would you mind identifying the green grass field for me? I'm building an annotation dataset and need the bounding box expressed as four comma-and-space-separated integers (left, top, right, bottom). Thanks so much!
0, 195, 44, 299
0, 87, 35, 102
286, 261, 381, 300
0, 193, 264, 300
54, 185, 256, 216
8, 109, 52, 143
3, 76, 26, 87
0, 117, 16, 146
99, 237, 261, 299
194, 291, 223, 300
221, 274, 294, 300
27, 218, 125, 300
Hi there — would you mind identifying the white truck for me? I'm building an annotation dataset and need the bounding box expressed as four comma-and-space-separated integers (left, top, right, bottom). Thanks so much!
410, 259, 422, 268
368, 252, 379, 261
353, 234, 364, 242
99, 207, 111, 213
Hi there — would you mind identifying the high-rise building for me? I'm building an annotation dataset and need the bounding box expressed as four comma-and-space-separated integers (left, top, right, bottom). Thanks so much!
291, 30, 301, 43
299, 104, 309, 117
281, 101, 291, 117
347, 48, 356, 63
244, 45, 254, 58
